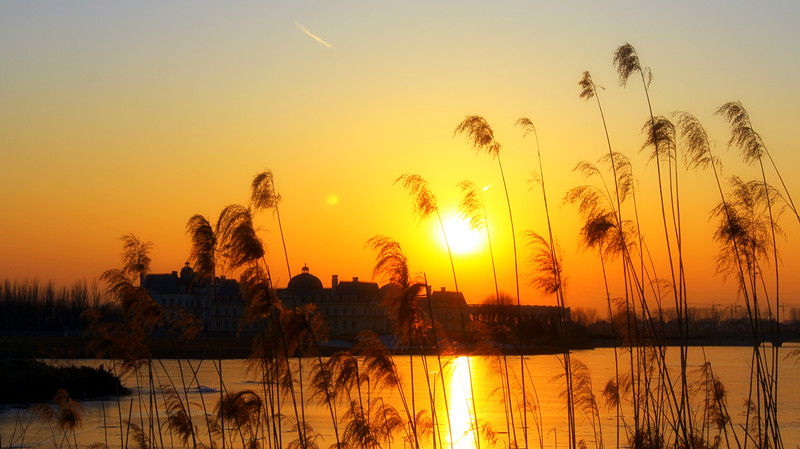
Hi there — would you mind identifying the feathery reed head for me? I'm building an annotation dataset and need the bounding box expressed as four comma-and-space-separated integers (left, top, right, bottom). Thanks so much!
640, 116, 676, 162
216, 204, 265, 270
457, 179, 486, 231
715, 100, 766, 164
127, 422, 151, 449
356, 331, 402, 391
53, 389, 82, 433
162, 384, 196, 446
119, 234, 153, 278
578, 71, 598, 100
100, 268, 162, 329
563, 183, 607, 219
524, 231, 566, 295
580, 212, 617, 250
515, 117, 537, 139
454, 115, 501, 157
240, 273, 280, 324
673, 111, 716, 171
186, 214, 216, 282
599, 152, 634, 203
216, 390, 263, 428
251, 170, 281, 212
612, 43, 651, 87
395, 173, 438, 221
366, 235, 410, 287
712, 176, 782, 279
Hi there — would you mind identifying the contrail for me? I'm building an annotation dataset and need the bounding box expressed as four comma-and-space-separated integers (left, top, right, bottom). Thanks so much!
294, 21, 333, 48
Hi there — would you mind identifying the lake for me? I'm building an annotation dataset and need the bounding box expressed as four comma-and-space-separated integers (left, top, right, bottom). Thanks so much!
2, 346, 798, 448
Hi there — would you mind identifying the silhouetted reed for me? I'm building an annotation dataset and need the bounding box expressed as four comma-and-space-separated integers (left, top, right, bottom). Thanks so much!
367, 235, 448, 449
11, 42, 798, 449
392, 174, 483, 449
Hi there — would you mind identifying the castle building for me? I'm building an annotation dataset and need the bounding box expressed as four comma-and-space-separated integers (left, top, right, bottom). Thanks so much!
418, 287, 471, 338
143, 262, 244, 333
144, 264, 563, 342
277, 265, 392, 338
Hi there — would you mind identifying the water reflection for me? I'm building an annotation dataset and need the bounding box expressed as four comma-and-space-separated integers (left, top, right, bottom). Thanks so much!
3, 348, 800, 449
446, 356, 476, 449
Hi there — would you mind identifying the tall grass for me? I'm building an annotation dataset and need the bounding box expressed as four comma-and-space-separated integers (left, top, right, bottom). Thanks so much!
0, 278, 113, 331
6, 42, 796, 449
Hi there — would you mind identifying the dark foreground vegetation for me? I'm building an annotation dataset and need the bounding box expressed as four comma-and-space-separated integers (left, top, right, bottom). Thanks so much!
0, 279, 119, 332
0, 359, 127, 404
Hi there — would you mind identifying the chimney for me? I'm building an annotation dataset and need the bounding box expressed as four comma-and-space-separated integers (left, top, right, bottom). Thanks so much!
352, 277, 359, 283
332, 275, 339, 289
440, 287, 446, 292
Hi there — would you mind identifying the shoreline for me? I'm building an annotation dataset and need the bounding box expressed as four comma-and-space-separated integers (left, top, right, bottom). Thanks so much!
2, 331, 790, 360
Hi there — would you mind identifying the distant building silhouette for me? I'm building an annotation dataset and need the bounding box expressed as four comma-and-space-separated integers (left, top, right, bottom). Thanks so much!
143, 262, 243, 333
144, 263, 567, 341
277, 265, 391, 338
417, 286, 470, 338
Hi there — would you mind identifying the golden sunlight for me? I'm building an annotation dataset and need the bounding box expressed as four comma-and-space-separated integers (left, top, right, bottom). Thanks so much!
446, 356, 477, 449
439, 213, 483, 255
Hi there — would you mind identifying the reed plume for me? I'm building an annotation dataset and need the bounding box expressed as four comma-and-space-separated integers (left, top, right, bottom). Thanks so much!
394, 174, 438, 222
216, 205, 265, 271
119, 234, 153, 282
251, 169, 295, 285
457, 114, 532, 449
524, 231, 567, 295
187, 215, 217, 283
612, 43, 652, 88
519, 116, 577, 449
163, 384, 198, 447
454, 116, 521, 311
458, 180, 501, 305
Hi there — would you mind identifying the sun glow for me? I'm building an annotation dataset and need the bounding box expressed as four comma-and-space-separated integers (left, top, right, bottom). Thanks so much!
439, 213, 483, 255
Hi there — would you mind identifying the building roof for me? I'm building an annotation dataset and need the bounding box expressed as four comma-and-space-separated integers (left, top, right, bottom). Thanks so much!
287, 265, 324, 294
144, 273, 180, 294
427, 288, 468, 308
333, 279, 380, 301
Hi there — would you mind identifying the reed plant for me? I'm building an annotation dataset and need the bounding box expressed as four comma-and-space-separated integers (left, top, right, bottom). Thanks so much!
9, 42, 798, 449
455, 116, 533, 449
393, 174, 484, 449
367, 234, 446, 449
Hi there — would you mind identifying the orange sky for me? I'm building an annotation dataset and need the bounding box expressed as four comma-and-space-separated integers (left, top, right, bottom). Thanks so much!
2, 2, 799, 311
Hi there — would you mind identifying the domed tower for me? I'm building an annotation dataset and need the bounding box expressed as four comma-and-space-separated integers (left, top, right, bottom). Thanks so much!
287, 264, 323, 295
179, 261, 194, 291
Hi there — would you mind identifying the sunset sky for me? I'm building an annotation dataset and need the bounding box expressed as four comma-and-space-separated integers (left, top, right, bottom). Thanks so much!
2, 1, 799, 311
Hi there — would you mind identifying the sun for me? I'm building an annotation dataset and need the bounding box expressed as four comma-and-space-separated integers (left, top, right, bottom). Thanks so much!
439, 213, 483, 255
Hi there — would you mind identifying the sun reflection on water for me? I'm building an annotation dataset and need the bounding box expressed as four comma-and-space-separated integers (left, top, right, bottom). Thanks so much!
445, 356, 477, 449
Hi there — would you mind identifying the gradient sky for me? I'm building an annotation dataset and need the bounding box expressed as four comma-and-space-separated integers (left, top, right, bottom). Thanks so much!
2, 1, 799, 311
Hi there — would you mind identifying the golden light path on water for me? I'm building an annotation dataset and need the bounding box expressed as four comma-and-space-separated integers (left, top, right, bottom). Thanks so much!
445, 356, 477, 449
2, 349, 800, 448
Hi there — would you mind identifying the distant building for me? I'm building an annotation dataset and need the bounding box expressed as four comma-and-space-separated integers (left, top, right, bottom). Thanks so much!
277, 265, 392, 338
417, 287, 471, 338
143, 262, 244, 333
143, 263, 566, 341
